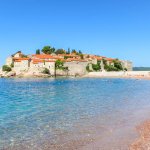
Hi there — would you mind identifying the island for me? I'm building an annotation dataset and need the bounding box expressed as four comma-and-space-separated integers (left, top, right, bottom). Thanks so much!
0, 45, 133, 78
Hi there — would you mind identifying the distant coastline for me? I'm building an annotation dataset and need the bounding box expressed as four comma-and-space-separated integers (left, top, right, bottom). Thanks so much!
133, 67, 150, 71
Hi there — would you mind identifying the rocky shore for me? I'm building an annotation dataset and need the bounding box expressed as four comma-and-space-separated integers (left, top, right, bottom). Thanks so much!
0, 70, 52, 78
2, 70, 150, 79
0, 70, 16, 78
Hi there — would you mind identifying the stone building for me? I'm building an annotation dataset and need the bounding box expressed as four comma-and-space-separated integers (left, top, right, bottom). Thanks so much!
121, 60, 133, 71
6, 57, 13, 66
6, 51, 23, 66
30, 54, 58, 75
12, 51, 23, 58
30, 59, 55, 76
13, 58, 30, 72
5, 51, 133, 76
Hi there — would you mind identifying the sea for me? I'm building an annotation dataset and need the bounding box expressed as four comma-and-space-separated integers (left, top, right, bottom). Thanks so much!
1, 78, 150, 150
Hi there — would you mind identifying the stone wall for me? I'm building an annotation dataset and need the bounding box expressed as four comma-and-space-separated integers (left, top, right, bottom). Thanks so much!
45, 62, 55, 75
56, 69, 68, 76
14, 60, 29, 74
56, 61, 89, 76
64, 61, 88, 76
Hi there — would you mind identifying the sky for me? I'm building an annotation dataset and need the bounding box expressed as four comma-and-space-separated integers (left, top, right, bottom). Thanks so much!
0, 0, 150, 67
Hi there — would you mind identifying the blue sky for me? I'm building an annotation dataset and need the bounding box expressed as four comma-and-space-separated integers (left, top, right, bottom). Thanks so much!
0, 0, 150, 67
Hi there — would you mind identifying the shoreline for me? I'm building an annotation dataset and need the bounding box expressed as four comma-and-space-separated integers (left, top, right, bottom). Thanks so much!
1, 73, 150, 149
1, 76, 150, 80
83, 71, 150, 80
83, 75, 150, 80
130, 120, 150, 150
1, 75, 150, 80
1, 71, 150, 80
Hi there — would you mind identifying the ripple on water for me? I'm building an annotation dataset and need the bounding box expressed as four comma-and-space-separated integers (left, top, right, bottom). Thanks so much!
1, 78, 150, 149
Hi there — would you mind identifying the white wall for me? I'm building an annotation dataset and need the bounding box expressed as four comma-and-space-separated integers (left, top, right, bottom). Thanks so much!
14, 60, 29, 72
30, 61, 55, 75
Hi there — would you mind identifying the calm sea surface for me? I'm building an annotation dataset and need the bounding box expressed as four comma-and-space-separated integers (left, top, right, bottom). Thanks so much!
1, 78, 150, 149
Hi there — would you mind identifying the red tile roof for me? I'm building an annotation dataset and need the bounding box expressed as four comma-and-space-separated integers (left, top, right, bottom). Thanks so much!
58, 54, 80, 57
32, 54, 53, 59
14, 60, 21, 62
13, 57, 30, 60
32, 59, 55, 64
65, 58, 88, 62
105, 58, 115, 61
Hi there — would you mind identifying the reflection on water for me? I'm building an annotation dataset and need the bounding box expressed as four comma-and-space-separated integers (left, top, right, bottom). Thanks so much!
1, 78, 150, 149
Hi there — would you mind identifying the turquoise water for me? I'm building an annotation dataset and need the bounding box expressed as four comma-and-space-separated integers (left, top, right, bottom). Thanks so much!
1, 78, 150, 149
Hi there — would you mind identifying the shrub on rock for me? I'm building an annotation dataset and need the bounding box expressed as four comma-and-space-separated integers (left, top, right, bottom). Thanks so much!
2, 65, 12, 72
42, 68, 50, 74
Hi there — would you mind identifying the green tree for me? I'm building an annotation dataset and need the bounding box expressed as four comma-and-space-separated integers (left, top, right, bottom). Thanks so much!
102, 59, 107, 66
92, 64, 101, 71
2, 65, 12, 72
80, 54, 84, 59
113, 59, 123, 71
86, 64, 92, 72
10, 63, 14, 68
124, 68, 127, 71
72, 49, 77, 54
87, 55, 90, 58
51, 47, 56, 53
55, 49, 66, 54
66, 48, 70, 54
64, 56, 70, 59
55, 59, 64, 70
105, 65, 118, 71
42, 46, 55, 54
22, 55, 28, 58
36, 49, 40, 54
79, 50, 82, 54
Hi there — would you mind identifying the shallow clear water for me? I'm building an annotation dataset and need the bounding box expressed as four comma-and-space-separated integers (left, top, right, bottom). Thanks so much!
1, 78, 150, 149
